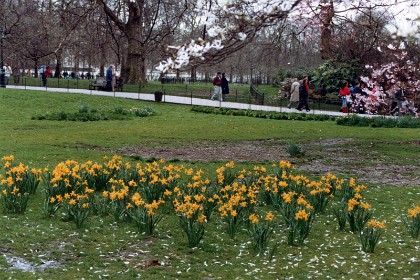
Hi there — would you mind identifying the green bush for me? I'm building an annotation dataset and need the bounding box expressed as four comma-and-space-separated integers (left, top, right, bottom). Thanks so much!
79, 105, 90, 113
57, 111, 68, 121
286, 142, 305, 157
337, 115, 420, 128
32, 106, 156, 121
311, 60, 363, 95
114, 107, 127, 114
131, 106, 155, 117
191, 106, 335, 122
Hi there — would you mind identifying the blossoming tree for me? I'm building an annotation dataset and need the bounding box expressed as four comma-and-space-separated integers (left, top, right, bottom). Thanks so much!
360, 39, 419, 114
157, 0, 419, 73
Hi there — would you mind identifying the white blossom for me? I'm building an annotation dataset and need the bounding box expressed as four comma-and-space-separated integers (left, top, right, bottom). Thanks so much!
158, 0, 420, 73
238, 32, 247, 41
206, 27, 225, 38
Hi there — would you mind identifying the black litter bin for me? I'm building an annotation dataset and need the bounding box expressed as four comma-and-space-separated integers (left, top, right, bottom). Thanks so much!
154, 91, 163, 102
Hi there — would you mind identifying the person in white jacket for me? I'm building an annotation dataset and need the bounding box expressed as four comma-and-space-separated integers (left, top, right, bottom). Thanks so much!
288, 78, 300, 109
3, 62, 12, 86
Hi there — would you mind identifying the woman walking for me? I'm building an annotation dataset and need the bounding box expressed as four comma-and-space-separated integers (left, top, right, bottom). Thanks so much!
288, 78, 300, 109
339, 81, 351, 113
295, 76, 310, 112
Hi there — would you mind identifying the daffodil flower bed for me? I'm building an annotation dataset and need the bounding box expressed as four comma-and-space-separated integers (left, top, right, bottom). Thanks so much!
359, 219, 387, 253
279, 191, 316, 245
127, 194, 165, 235
406, 206, 420, 238
60, 187, 94, 228
2, 154, 418, 256
0, 155, 42, 213
248, 211, 275, 253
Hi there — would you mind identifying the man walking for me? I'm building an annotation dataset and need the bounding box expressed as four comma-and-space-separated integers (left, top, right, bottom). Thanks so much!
106, 65, 115, 92
295, 76, 310, 112
211, 72, 223, 101
3, 63, 12, 86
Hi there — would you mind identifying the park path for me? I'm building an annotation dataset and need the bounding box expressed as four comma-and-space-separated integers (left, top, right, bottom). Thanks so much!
7, 85, 362, 117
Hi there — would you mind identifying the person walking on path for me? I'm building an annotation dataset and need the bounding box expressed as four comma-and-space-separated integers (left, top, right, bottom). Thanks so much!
41, 66, 52, 87
221, 73, 229, 100
288, 78, 300, 109
3, 63, 12, 86
106, 65, 115, 92
295, 76, 310, 112
391, 82, 406, 116
339, 81, 351, 113
211, 72, 223, 101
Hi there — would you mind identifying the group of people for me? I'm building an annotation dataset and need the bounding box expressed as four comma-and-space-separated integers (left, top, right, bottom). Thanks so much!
1, 63, 51, 87
2, 64, 53, 87
39, 65, 53, 86
62, 71, 93, 80
338, 80, 378, 114
287, 76, 311, 112
212, 71, 310, 111
338, 81, 417, 116
1, 63, 117, 89
211, 72, 229, 101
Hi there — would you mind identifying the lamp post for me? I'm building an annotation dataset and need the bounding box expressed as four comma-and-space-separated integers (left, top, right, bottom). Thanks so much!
0, 27, 4, 88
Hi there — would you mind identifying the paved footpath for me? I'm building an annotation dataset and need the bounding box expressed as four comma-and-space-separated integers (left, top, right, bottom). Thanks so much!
7, 85, 375, 118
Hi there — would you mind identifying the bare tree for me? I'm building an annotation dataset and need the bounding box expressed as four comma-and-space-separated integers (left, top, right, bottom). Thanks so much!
306, 0, 413, 61
2, 0, 96, 77
153, 1, 304, 74
91, 0, 188, 83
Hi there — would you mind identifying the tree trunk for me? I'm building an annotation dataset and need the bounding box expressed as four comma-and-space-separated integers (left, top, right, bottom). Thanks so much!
124, 46, 146, 83
99, 41, 106, 77
99, 63, 105, 77
190, 66, 197, 82
34, 60, 39, 78
74, 52, 80, 76
97, 0, 146, 83
54, 52, 62, 78
123, 1, 146, 83
320, 0, 335, 60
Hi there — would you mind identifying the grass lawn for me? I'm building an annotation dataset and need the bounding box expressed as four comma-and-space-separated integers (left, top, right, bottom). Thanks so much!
0, 88, 419, 279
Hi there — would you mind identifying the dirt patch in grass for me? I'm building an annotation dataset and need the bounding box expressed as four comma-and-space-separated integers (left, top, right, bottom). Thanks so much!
300, 140, 420, 187
110, 139, 419, 187
115, 139, 290, 163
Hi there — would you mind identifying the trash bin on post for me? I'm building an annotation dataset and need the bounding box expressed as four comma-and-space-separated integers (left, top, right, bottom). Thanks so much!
154, 91, 163, 102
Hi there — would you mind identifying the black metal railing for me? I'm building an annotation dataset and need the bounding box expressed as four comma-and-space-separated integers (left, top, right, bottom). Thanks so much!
250, 85, 264, 105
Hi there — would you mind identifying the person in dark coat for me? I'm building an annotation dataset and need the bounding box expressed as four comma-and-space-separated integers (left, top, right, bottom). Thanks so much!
41, 66, 52, 87
105, 65, 115, 92
221, 73, 229, 99
295, 76, 310, 112
391, 82, 406, 116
